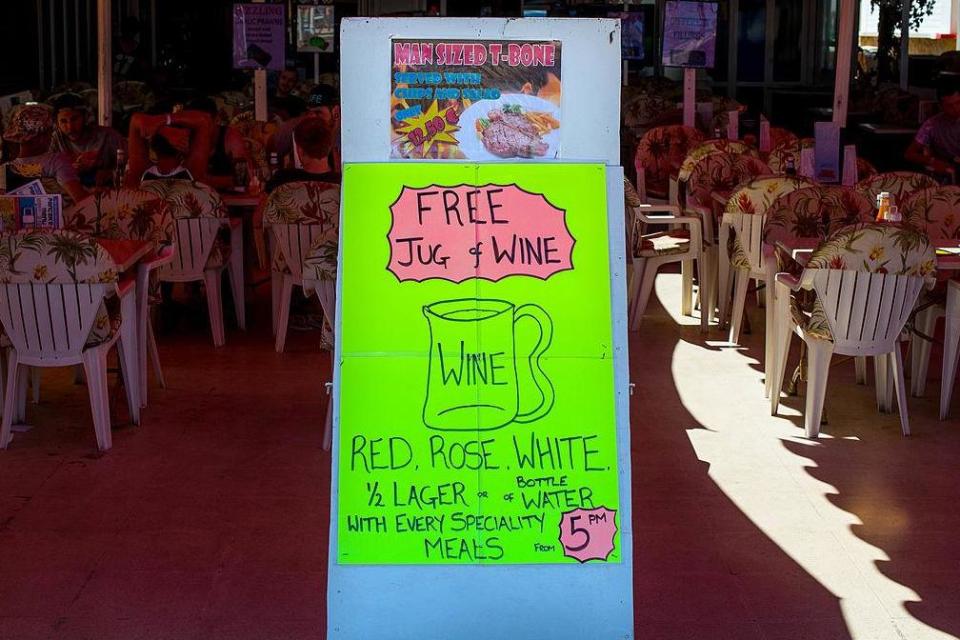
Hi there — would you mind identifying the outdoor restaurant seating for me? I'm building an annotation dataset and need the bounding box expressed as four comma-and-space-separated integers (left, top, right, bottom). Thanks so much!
762, 185, 875, 396
855, 170, 938, 206
263, 180, 340, 353
719, 175, 815, 347
624, 178, 705, 332
634, 124, 704, 203
66, 188, 174, 406
140, 179, 243, 347
941, 280, 960, 419
769, 223, 936, 438
0, 230, 140, 452
899, 185, 960, 397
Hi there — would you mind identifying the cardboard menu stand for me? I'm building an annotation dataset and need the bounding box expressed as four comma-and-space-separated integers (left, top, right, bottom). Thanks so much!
331, 17, 633, 639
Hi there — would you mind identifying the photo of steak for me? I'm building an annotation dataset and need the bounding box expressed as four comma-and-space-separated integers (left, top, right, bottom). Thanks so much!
481, 108, 549, 158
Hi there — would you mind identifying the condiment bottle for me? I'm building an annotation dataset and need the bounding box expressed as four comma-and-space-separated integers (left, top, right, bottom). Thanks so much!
114, 147, 127, 188
876, 191, 892, 222
784, 155, 796, 176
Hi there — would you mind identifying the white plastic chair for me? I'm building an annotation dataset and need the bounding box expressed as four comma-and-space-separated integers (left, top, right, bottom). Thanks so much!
624, 178, 706, 331
0, 231, 140, 451
940, 280, 960, 419
66, 188, 176, 406
303, 235, 339, 452
262, 181, 340, 353
770, 223, 936, 438
718, 176, 815, 345
895, 186, 960, 398
141, 180, 244, 347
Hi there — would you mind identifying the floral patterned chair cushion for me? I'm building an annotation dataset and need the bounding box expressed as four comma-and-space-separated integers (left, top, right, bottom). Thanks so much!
66, 188, 173, 244
724, 176, 816, 269
0, 230, 119, 348
686, 154, 770, 210
855, 171, 938, 209
677, 140, 757, 183
140, 179, 230, 269
264, 181, 340, 274
763, 186, 874, 275
303, 234, 339, 282
634, 125, 705, 200
900, 186, 960, 239
792, 223, 936, 341
768, 127, 798, 151
766, 138, 813, 174
231, 116, 280, 181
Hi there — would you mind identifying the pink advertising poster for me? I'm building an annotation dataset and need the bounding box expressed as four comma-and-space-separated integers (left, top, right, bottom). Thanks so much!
662, 1, 718, 69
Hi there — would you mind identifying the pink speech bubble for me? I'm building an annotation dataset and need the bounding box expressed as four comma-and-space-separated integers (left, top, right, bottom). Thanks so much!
558, 506, 617, 563
387, 184, 575, 283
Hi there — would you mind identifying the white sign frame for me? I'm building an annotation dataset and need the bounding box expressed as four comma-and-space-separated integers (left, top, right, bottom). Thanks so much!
331, 18, 633, 640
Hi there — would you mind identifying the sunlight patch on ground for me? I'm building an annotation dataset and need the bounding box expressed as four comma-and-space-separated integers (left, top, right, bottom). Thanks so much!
651, 269, 956, 640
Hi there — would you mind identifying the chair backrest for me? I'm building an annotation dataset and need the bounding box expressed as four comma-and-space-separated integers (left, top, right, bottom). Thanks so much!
0, 230, 117, 358
140, 179, 226, 278
264, 181, 340, 280
766, 138, 813, 174
900, 186, 960, 239
634, 125, 704, 199
723, 176, 815, 272
231, 117, 280, 180
802, 223, 936, 352
677, 139, 756, 182
855, 171, 938, 208
66, 188, 173, 245
768, 127, 798, 151
764, 185, 874, 246
685, 153, 770, 209
303, 233, 339, 323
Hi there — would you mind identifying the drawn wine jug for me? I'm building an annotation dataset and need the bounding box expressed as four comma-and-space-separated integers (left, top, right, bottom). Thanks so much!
422, 298, 554, 431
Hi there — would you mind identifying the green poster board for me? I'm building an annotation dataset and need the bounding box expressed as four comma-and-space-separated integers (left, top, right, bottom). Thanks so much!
337, 162, 619, 564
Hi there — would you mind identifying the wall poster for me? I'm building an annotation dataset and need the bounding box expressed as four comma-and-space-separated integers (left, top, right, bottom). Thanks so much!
661, 1, 718, 68
336, 162, 620, 565
391, 39, 562, 160
232, 3, 286, 71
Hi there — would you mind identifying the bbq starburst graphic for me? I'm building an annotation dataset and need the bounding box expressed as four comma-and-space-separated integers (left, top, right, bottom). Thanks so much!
395, 100, 462, 157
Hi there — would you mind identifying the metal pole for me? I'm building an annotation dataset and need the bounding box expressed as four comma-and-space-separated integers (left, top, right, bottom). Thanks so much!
253, 0, 268, 122
832, 0, 856, 127
36, 0, 46, 90
150, 0, 157, 66
75, 0, 81, 80
49, 0, 58, 88
314, 52, 320, 85
899, 0, 909, 90
97, 0, 113, 126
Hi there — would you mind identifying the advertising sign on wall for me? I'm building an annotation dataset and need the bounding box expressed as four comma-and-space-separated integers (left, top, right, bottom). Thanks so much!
391, 39, 562, 160
232, 3, 286, 71
662, 1, 718, 68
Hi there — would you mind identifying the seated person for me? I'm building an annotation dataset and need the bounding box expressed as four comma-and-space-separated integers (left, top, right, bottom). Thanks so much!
49, 93, 125, 188
265, 117, 340, 193
124, 110, 214, 186
268, 84, 340, 171
270, 68, 307, 119
2, 104, 87, 204
185, 97, 250, 191
905, 73, 960, 177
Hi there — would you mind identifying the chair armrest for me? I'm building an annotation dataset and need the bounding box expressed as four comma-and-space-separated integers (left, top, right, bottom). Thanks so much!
634, 203, 682, 224
775, 273, 802, 291
140, 243, 175, 271
117, 276, 136, 298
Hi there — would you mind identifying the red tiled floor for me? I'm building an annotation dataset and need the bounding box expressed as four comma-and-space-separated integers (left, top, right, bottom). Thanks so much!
1, 272, 960, 638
